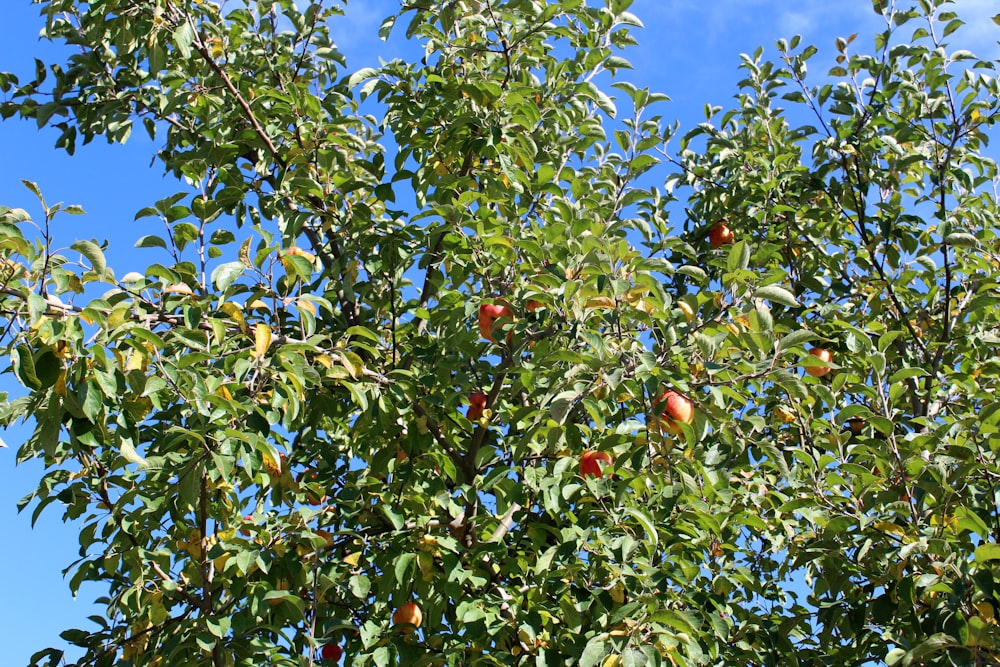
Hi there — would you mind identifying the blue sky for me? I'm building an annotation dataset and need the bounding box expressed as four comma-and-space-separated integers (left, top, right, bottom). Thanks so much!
0, 1, 997, 665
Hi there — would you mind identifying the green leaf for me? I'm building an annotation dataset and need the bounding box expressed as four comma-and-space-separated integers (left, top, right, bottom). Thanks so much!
12, 344, 40, 390
211, 261, 245, 292
348, 67, 378, 88
755, 284, 800, 307
943, 232, 978, 247
975, 543, 1000, 562
901, 633, 955, 665
778, 329, 815, 353
71, 240, 107, 277
173, 22, 194, 58
623, 507, 658, 547
579, 637, 608, 667
119, 438, 147, 469
135, 235, 167, 249
394, 552, 416, 586
888, 367, 927, 384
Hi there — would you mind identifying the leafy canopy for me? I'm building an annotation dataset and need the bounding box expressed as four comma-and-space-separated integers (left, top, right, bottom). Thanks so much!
3, 0, 1000, 665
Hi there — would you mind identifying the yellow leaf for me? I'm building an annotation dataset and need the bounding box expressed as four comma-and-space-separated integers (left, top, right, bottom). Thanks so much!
343, 551, 362, 567
584, 296, 617, 310
220, 302, 247, 332
315, 353, 333, 369
874, 521, 909, 539
624, 287, 649, 305
254, 323, 272, 359
339, 350, 365, 379
296, 298, 316, 316
975, 601, 996, 623
775, 406, 797, 424
53, 339, 73, 360
126, 350, 147, 372
238, 236, 254, 269
163, 282, 194, 296
677, 301, 695, 322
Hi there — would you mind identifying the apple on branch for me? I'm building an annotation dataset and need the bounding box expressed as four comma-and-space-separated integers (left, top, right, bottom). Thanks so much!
393, 601, 423, 634
709, 222, 734, 249
580, 450, 613, 478
320, 643, 343, 662
479, 302, 514, 344
653, 390, 695, 435
803, 347, 834, 377
467, 392, 488, 422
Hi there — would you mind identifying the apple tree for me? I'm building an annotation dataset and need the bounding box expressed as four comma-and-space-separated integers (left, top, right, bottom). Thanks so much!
2, 0, 1000, 665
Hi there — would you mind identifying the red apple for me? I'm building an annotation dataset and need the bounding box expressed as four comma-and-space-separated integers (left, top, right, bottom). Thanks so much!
393, 601, 423, 633
804, 347, 834, 377
654, 390, 694, 435
709, 223, 734, 249
580, 450, 614, 478
320, 643, 343, 662
479, 302, 513, 343
468, 392, 488, 421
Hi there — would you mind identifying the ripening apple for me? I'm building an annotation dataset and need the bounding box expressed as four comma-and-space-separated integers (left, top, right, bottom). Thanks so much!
709, 223, 734, 249
526, 299, 545, 312
847, 418, 864, 435
467, 392, 488, 421
478, 302, 514, 343
580, 450, 614, 478
654, 390, 694, 435
296, 470, 326, 506
393, 601, 423, 633
804, 347, 834, 377
284, 246, 316, 263
320, 643, 343, 662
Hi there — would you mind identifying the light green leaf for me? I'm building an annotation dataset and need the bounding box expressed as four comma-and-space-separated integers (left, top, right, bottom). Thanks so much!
71, 240, 107, 277
211, 261, 245, 292
975, 543, 1000, 562
623, 507, 658, 547
579, 637, 608, 667
755, 284, 800, 307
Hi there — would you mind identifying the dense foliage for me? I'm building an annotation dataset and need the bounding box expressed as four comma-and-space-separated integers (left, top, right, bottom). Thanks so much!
3, 0, 1000, 665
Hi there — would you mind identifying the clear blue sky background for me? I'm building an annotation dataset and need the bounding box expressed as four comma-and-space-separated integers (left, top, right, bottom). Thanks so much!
0, 1, 997, 665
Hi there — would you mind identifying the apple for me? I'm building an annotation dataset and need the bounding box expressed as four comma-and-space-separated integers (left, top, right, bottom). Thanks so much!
239, 515, 254, 537
847, 418, 864, 435
708, 223, 734, 249
526, 299, 545, 312
296, 470, 326, 506
479, 302, 514, 343
393, 601, 423, 633
654, 390, 694, 435
320, 643, 343, 662
580, 450, 613, 478
284, 246, 316, 263
467, 392, 488, 421
315, 529, 336, 550
804, 347, 834, 377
